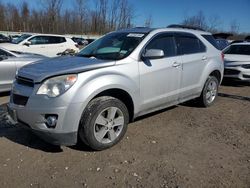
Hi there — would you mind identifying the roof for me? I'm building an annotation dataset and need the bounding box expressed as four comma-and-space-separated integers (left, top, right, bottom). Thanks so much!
117, 27, 156, 34
117, 26, 211, 35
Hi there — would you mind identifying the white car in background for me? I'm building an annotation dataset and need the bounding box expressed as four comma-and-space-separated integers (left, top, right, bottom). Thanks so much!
0, 34, 79, 57
223, 42, 250, 81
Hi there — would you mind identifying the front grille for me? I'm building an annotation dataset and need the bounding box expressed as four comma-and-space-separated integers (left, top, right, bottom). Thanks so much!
16, 76, 34, 87
13, 94, 29, 106
243, 75, 250, 78
224, 69, 240, 75
242, 64, 250, 69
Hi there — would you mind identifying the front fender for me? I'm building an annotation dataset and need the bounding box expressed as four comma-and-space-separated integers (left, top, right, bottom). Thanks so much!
71, 73, 140, 115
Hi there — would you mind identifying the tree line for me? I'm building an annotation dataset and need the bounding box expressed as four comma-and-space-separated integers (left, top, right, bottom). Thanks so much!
0, 0, 135, 35
0, 0, 247, 37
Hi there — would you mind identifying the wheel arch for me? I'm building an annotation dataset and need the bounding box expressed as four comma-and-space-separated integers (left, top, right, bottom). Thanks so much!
92, 88, 135, 122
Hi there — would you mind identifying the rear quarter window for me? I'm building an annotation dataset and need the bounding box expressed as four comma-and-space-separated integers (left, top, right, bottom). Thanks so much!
202, 35, 220, 50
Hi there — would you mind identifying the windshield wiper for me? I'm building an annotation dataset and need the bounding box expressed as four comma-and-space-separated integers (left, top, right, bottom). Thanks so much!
77, 54, 97, 58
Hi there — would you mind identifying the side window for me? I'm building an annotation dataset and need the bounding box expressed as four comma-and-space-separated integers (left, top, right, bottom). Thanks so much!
176, 36, 206, 55
145, 35, 176, 57
48, 36, 66, 44
29, 36, 66, 45
29, 36, 49, 45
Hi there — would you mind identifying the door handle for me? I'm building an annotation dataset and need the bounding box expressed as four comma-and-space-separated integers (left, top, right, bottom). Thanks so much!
172, 62, 181, 68
202, 56, 207, 61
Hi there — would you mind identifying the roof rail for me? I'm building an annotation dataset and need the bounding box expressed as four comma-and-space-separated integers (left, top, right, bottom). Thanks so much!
167, 24, 205, 31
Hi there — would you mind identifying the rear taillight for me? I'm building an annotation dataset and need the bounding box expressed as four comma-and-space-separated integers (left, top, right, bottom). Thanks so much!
221, 52, 224, 62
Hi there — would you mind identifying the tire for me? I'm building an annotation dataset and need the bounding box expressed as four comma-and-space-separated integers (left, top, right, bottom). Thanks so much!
197, 76, 219, 107
79, 96, 129, 150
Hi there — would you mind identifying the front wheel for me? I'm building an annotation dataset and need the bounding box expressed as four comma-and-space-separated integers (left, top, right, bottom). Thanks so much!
79, 96, 129, 150
197, 76, 219, 107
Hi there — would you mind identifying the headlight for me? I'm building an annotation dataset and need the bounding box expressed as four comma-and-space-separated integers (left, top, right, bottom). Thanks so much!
37, 74, 77, 97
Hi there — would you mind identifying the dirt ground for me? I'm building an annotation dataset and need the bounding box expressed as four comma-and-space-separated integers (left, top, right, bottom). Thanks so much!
0, 81, 249, 188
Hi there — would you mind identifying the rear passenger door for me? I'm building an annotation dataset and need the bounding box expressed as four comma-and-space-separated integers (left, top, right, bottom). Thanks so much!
175, 33, 207, 101
139, 33, 182, 111
27, 36, 66, 57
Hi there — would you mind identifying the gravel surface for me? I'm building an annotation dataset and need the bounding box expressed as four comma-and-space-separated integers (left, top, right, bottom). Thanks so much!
0, 81, 249, 188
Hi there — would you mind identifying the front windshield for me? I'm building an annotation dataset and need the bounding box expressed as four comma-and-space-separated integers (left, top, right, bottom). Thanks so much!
224, 45, 250, 55
12, 34, 32, 44
77, 32, 146, 60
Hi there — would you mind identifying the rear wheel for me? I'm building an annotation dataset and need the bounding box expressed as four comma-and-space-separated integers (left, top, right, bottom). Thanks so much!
197, 76, 219, 107
79, 96, 129, 150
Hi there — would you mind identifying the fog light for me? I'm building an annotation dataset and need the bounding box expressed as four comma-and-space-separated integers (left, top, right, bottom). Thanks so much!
45, 115, 58, 128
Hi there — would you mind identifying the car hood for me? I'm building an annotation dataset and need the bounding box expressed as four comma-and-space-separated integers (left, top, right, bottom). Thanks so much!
224, 54, 250, 66
18, 56, 115, 83
0, 42, 20, 50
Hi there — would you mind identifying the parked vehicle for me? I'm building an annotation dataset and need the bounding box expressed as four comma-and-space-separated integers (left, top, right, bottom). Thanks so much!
223, 42, 250, 81
72, 37, 89, 46
0, 47, 46, 92
212, 33, 232, 50
0, 34, 79, 57
216, 39, 229, 50
0, 34, 11, 43
8, 26, 224, 150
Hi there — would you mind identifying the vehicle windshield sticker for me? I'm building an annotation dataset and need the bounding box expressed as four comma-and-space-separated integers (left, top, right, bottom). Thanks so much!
127, 33, 144, 38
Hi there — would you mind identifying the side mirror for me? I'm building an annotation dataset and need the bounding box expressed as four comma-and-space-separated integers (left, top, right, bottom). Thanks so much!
23, 41, 31, 46
142, 49, 165, 59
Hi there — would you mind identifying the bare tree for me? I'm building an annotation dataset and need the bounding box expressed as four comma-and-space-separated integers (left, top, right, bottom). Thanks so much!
144, 14, 153, 27
0, 2, 6, 31
208, 15, 222, 32
230, 20, 240, 34
117, 0, 134, 29
41, 0, 63, 33
182, 11, 208, 30
21, 1, 30, 32
0, 0, 135, 34
75, 0, 88, 34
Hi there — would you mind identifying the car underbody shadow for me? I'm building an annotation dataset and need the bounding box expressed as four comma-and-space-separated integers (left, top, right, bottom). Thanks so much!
134, 105, 177, 122
218, 93, 250, 102
0, 91, 10, 97
0, 103, 63, 153
222, 79, 250, 87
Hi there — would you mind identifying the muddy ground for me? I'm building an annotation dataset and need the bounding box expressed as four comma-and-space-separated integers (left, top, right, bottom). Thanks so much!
0, 80, 249, 188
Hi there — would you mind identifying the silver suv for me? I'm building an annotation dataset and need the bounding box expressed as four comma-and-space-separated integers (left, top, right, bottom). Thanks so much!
8, 27, 224, 150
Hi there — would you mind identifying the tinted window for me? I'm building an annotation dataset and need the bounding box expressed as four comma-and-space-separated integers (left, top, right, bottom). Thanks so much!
224, 45, 250, 55
202, 35, 220, 50
12, 34, 31, 44
29, 36, 66, 45
146, 35, 176, 57
176, 36, 206, 55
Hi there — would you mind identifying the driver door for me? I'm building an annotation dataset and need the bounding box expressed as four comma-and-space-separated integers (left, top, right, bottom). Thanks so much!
139, 33, 182, 111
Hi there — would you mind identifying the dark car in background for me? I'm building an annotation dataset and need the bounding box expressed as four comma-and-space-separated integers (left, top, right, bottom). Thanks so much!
213, 33, 232, 50
72, 37, 89, 46
0, 34, 11, 43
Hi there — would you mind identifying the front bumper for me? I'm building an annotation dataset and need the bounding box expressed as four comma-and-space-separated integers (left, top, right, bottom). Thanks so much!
224, 66, 250, 81
7, 102, 79, 146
